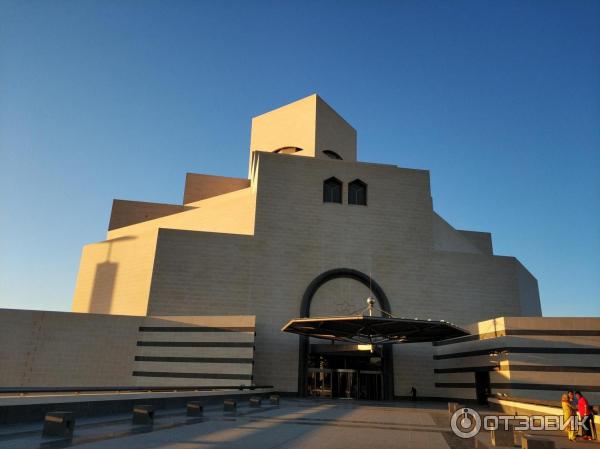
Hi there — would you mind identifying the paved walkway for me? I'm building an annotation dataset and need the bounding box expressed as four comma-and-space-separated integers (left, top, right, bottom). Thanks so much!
0, 398, 598, 449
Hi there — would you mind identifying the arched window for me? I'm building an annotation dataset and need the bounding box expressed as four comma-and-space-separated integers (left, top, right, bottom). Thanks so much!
348, 179, 367, 205
322, 150, 343, 160
323, 177, 342, 203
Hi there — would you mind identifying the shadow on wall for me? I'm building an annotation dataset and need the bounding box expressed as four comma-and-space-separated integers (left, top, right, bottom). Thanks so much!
88, 236, 136, 314
89, 261, 118, 314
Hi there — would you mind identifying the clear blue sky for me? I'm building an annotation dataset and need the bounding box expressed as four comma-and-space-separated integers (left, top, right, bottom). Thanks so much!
1, 0, 599, 316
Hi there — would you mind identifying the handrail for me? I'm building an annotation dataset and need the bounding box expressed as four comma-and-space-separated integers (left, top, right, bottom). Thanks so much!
0, 385, 274, 395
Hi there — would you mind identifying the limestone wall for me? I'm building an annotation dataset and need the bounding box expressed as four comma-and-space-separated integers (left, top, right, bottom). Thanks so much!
72, 231, 158, 316
0, 309, 140, 387
0, 309, 256, 388
72, 186, 257, 316
250, 94, 357, 161
183, 173, 250, 204
108, 200, 191, 231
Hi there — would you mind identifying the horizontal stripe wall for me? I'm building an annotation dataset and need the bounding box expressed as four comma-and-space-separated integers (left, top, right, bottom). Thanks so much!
0, 310, 258, 388
433, 317, 600, 403
132, 316, 256, 387
434, 329, 600, 346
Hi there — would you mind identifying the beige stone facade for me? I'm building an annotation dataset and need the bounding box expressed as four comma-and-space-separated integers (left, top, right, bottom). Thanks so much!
67, 94, 544, 398
434, 317, 600, 404
0, 309, 255, 388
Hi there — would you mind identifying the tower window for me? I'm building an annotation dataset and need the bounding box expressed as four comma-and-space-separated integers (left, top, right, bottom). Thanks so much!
274, 146, 302, 154
348, 179, 367, 205
323, 177, 342, 203
323, 150, 343, 160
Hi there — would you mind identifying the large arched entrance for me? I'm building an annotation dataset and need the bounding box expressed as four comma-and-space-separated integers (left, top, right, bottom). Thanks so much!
297, 268, 395, 400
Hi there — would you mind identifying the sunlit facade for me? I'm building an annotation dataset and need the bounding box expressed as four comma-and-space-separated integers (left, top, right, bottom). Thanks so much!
2, 95, 597, 404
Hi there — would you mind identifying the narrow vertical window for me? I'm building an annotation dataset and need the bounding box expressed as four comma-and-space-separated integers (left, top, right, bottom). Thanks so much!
348, 179, 367, 205
323, 177, 342, 203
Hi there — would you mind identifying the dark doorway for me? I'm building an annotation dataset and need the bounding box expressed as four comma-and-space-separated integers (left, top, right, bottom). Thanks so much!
307, 346, 383, 400
475, 371, 491, 405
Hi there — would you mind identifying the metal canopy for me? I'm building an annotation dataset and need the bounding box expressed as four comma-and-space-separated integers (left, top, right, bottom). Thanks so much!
281, 315, 469, 344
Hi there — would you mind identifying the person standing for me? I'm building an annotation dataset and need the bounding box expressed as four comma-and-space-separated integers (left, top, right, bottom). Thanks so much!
576, 391, 593, 440
561, 393, 577, 441
590, 405, 598, 440
568, 391, 580, 437
568, 390, 577, 408
410, 386, 417, 401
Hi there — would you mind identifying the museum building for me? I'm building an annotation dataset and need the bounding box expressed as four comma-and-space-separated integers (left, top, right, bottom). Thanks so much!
1, 95, 598, 404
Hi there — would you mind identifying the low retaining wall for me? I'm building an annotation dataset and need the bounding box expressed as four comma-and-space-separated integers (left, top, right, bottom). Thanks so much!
0, 388, 274, 425
0, 309, 256, 389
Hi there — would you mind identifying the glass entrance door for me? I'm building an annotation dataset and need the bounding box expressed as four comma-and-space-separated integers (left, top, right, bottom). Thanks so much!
307, 368, 332, 397
334, 369, 357, 399
307, 346, 384, 400
308, 368, 382, 400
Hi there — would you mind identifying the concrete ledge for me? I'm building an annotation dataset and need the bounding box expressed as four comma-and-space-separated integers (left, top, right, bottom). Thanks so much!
223, 399, 237, 413
132, 405, 154, 425
521, 434, 555, 449
448, 402, 464, 415
186, 401, 203, 417
490, 428, 515, 447
394, 395, 479, 404
0, 388, 274, 425
42, 411, 75, 437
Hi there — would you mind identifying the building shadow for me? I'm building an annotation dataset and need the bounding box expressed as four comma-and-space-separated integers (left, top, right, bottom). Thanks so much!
89, 260, 118, 314
88, 236, 136, 314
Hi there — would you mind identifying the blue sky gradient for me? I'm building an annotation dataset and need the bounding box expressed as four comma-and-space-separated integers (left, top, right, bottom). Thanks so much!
1, 0, 599, 316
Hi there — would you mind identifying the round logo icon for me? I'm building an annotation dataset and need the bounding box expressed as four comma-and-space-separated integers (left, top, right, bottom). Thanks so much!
450, 407, 482, 439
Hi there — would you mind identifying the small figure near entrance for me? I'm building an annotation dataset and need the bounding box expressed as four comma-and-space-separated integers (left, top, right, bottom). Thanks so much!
410, 386, 417, 401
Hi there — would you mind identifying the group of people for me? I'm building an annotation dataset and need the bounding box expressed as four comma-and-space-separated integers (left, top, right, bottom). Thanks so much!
561, 390, 597, 442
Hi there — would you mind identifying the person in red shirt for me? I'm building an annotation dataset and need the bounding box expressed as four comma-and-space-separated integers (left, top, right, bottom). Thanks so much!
576, 391, 593, 440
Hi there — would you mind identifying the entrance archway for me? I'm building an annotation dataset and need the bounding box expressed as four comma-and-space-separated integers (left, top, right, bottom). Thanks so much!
297, 268, 395, 399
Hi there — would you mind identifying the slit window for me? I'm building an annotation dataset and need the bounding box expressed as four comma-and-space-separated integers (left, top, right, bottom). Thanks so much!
323, 177, 342, 203
323, 150, 343, 160
348, 179, 367, 205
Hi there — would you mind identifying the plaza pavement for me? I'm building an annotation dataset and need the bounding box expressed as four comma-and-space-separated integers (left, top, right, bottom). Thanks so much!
0, 398, 598, 449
